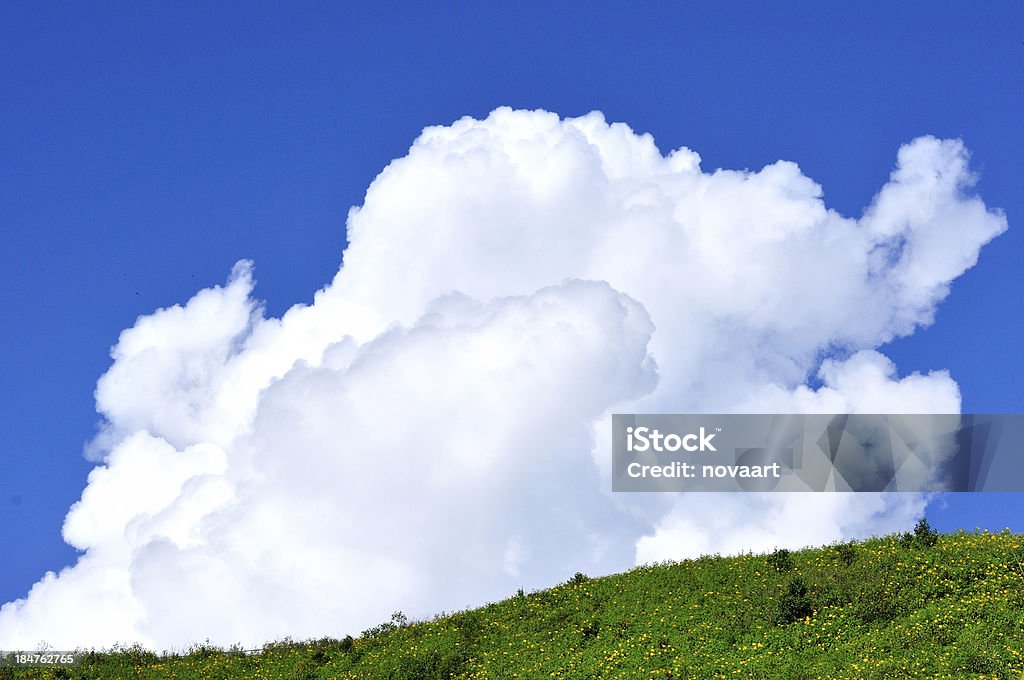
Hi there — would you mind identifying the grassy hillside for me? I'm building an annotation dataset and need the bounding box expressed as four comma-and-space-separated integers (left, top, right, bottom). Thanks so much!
5, 524, 1024, 679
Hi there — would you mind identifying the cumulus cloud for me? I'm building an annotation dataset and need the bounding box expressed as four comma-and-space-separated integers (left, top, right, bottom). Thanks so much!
0, 108, 1007, 649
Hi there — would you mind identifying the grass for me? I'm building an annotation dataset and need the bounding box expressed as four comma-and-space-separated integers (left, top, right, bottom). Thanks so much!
4, 524, 1024, 678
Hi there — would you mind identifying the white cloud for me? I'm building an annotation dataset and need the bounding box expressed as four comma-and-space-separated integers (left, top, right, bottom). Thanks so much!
635, 492, 930, 564
0, 108, 1007, 649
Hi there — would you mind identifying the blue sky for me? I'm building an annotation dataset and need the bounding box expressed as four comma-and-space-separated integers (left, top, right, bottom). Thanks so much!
1, 2, 1022, 628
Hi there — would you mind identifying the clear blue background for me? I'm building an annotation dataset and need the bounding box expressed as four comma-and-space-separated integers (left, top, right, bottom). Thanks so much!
2, 2, 1022, 604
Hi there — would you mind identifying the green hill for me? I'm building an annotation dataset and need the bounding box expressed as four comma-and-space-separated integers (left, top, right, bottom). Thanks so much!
5, 523, 1024, 679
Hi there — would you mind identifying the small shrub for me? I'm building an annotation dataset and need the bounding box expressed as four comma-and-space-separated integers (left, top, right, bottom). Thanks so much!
117, 643, 161, 665
899, 519, 939, 550
451, 609, 485, 646
853, 584, 900, 624
570, 571, 589, 585
776, 576, 812, 625
913, 518, 939, 548
361, 611, 409, 640
835, 541, 857, 566
767, 548, 794, 572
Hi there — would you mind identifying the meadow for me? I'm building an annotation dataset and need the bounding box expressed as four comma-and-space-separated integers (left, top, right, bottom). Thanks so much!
4, 522, 1023, 678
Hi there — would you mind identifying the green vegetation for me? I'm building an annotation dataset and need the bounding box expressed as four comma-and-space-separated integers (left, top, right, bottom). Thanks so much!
5, 524, 1024, 678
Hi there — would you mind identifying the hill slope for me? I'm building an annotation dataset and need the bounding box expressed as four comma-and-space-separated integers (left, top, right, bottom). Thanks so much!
5, 526, 1024, 679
